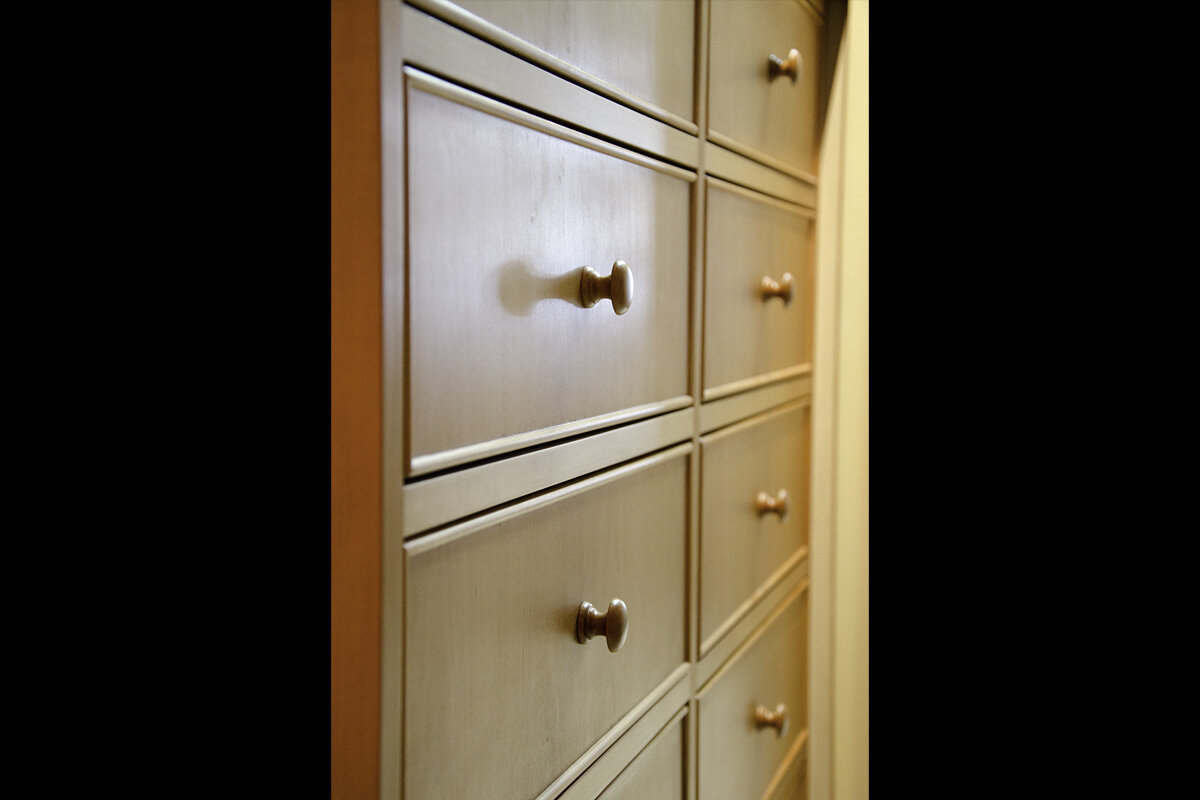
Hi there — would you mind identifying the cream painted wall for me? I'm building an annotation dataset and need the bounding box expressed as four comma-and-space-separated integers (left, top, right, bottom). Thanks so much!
811, 1, 868, 799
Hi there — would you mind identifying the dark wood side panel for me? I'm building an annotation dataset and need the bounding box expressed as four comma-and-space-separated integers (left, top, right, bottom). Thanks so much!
331, 1, 381, 798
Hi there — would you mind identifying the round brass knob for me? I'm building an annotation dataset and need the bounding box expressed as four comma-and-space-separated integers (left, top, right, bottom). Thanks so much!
576, 598, 629, 652
580, 260, 633, 315
754, 703, 789, 737
760, 273, 794, 305
756, 489, 789, 519
768, 48, 802, 84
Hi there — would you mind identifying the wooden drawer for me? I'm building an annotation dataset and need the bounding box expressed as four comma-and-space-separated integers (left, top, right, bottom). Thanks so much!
403, 450, 689, 800
406, 73, 693, 476
699, 401, 809, 652
707, 0, 822, 175
444, 0, 696, 124
698, 584, 808, 800
703, 178, 812, 400
595, 713, 685, 800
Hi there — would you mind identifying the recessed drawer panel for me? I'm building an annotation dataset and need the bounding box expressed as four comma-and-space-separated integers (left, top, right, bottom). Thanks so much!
703, 178, 812, 399
707, 0, 822, 175
698, 585, 808, 800
404, 451, 689, 800
406, 75, 693, 475
700, 401, 809, 652
446, 0, 696, 124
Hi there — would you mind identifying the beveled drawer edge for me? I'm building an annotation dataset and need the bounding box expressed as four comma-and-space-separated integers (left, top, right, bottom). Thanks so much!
403, 407, 695, 537
409, 394, 694, 478
696, 567, 810, 694
404, 0, 700, 136
404, 440, 693, 556
699, 375, 812, 435
700, 396, 809, 446
559, 700, 689, 800
706, 174, 818, 219
763, 727, 810, 800
405, 66, 699, 184
702, 364, 813, 406
537, 663, 692, 800
699, 545, 810, 660
707, 130, 818, 186
704, 141, 817, 209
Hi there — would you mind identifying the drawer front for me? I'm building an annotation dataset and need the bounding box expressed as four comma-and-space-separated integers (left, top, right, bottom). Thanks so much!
404, 452, 689, 800
596, 715, 685, 800
449, 0, 696, 123
407, 79, 692, 474
699, 402, 808, 651
698, 585, 808, 800
707, 0, 822, 174
703, 179, 812, 398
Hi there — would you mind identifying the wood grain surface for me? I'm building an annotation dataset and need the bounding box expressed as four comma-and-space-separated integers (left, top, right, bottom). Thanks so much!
708, 0, 823, 176
331, 1, 380, 798
406, 80, 692, 471
404, 451, 690, 799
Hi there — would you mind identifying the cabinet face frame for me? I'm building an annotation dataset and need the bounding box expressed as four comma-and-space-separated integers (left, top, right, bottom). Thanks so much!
355, 3, 840, 800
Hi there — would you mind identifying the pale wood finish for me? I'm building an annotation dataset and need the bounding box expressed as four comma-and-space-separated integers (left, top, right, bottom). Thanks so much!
703, 364, 811, 404
402, 406, 693, 537
704, 177, 813, 396
330, 2, 381, 798
700, 402, 810, 652
364, 1, 839, 798
596, 712, 686, 800
695, 568, 809, 693
807, 16, 842, 800
399, 5, 701, 169
707, 0, 823, 177
406, 77, 693, 474
698, 583, 809, 800
407, 0, 698, 134
555, 672, 691, 800
379, 3, 410, 797
445, 0, 696, 124
698, 373, 811, 434
764, 731, 808, 800
705, 140, 817, 208
403, 452, 690, 800
830, 5, 868, 800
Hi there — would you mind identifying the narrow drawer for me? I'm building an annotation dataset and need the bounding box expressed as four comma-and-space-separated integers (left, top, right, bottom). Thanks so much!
444, 0, 696, 124
698, 584, 808, 800
404, 450, 689, 800
699, 401, 809, 652
707, 0, 823, 175
703, 178, 812, 400
406, 73, 693, 476
595, 713, 685, 800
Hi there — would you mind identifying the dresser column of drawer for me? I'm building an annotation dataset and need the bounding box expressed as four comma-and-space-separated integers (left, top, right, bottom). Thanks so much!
399, 19, 697, 799
387, 2, 826, 799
